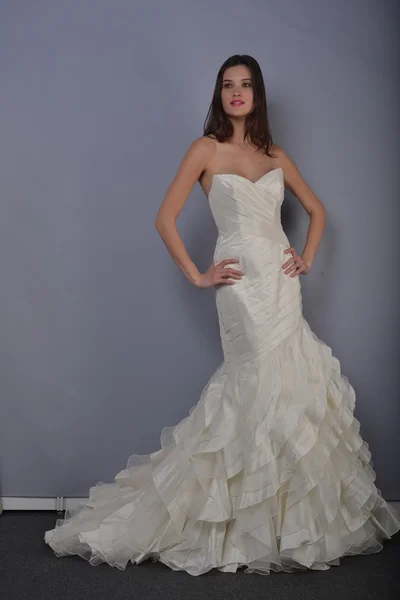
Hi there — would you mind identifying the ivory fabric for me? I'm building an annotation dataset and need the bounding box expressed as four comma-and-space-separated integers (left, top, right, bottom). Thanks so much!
44, 168, 400, 575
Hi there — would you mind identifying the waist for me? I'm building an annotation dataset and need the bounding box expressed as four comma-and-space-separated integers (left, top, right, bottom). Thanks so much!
216, 222, 289, 248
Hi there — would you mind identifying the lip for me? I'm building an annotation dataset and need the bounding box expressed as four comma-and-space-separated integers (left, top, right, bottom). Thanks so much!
231, 100, 244, 106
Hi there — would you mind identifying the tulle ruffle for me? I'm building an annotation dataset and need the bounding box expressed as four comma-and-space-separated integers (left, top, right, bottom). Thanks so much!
44, 318, 400, 576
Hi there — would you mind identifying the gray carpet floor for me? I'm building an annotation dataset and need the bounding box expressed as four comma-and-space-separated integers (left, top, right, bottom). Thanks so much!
1, 510, 399, 600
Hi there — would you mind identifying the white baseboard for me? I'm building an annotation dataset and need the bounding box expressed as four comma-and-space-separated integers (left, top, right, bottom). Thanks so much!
1, 497, 90, 511
1, 497, 400, 514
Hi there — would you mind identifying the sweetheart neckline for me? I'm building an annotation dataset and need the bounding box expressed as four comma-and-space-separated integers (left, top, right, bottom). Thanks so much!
207, 167, 283, 200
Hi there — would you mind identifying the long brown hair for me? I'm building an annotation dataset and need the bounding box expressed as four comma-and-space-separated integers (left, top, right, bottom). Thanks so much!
203, 54, 276, 158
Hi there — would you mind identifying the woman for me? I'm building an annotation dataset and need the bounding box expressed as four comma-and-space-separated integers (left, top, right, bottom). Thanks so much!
45, 54, 400, 576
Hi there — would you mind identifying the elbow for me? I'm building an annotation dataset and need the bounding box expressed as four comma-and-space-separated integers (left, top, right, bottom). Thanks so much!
154, 214, 164, 231
154, 215, 175, 233
154, 217, 165, 231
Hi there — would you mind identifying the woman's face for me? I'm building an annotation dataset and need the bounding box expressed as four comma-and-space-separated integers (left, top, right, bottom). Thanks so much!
220, 64, 254, 117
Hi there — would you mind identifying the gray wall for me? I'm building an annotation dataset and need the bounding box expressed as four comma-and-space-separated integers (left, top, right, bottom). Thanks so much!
0, 0, 399, 499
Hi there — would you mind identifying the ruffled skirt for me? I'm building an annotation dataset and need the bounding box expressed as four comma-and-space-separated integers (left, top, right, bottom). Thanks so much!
44, 317, 400, 576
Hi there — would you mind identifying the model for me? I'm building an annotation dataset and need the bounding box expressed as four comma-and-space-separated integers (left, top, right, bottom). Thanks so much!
44, 54, 400, 576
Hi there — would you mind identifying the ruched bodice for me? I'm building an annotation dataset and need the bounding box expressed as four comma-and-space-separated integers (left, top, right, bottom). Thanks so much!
208, 167, 302, 366
208, 167, 289, 247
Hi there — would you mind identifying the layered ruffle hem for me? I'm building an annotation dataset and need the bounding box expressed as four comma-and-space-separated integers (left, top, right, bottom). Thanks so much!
44, 318, 400, 576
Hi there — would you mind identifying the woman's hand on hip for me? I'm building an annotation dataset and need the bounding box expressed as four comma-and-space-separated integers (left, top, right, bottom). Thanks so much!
195, 258, 245, 289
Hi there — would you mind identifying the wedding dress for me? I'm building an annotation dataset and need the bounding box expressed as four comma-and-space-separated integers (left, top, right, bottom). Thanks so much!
44, 167, 400, 575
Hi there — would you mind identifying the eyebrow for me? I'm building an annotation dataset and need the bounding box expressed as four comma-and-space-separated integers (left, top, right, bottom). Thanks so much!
222, 77, 252, 82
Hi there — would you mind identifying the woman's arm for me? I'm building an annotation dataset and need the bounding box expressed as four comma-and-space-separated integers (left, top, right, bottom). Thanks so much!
277, 145, 327, 268
154, 136, 215, 286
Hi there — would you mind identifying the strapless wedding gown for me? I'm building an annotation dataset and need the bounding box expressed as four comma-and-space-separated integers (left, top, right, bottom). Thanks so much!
44, 167, 400, 576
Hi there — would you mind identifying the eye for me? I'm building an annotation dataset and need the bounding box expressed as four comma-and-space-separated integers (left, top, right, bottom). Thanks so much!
222, 82, 252, 89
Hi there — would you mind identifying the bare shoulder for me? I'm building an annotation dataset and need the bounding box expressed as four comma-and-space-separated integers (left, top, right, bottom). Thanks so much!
272, 144, 325, 214
270, 143, 286, 160
180, 135, 218, 185
186, 135, 217, 162
171, 136, 218, 182
271, 143, 298, 177
154, 137, 217, 224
